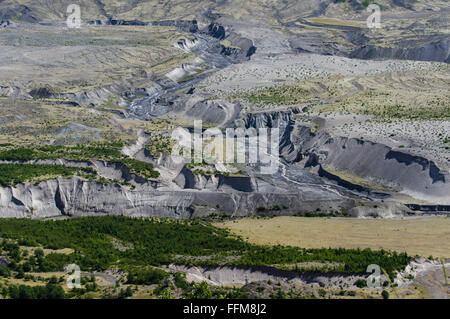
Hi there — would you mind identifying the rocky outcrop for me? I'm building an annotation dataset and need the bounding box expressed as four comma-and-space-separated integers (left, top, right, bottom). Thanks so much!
0, 159, 157, 189
317, 165, 388, 198
0, 4, 38, 23
405, 204, 450, 213
290, 36, 450, 64
173, 167, 198, 189
203, 22, 256, 61
29, 87, 54, 99
0, 257, 8, 268
185, 100, 228, 124
86, 19, 198, 33
152, 20, 198, 33
174, 168, 254, 193
0, 176, 354, 219
290, 126, 450, 204
0, 152, 355, 219
220, 30, 257, 61
168, 265, 369, 288
108, 19, 147, 26
350, 40, 450, 63
243, 110, 450, 204
0, 151, 356, 219
0, 86, 30, 99
207, 23, 226, 40
349, 202, 413, 218
175, 38, 200, 52
244, 111, 297, 161
0, 177, 192, 219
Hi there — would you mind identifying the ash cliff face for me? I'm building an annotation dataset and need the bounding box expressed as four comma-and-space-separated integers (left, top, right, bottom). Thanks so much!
1, 110, 448, 219
243, 111, 450, 205
0, 1, 448, 219
0, 176, 354, 219
0, 177, 192, 219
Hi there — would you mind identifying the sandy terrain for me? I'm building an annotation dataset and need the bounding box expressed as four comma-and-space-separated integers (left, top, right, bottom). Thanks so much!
216, 216, 450, 258
199, 53, 444, 96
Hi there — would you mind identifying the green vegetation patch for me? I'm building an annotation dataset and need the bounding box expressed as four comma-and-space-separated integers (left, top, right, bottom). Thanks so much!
6, 283, 65, 299
0, 142, 159, 179
177, 70, 206, 83
240, 246, 409, 279
318, 89, 450, 121
372, 104, 450, 121
0, 164, 96, 187
0, 216, 411, 279
332, 103, 450, 121
145, 135, 175, 158
126, 267, 170, 285
294, 210, 351, 218
0, 142, 124, 161
237, 85, 315, 106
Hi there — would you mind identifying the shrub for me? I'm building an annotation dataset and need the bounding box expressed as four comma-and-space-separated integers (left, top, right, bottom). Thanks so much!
355, 279, 367, 288
126, 268, 170, 285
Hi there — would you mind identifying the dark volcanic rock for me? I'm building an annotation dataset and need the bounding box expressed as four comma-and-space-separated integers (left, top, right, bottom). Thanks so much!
289, 126, 450, 204
0, 257, 8, 268
86, 19, 198, 33
108, 19, 147, 26
185, 101, 228, 123
244, 111, 295, 158
208, 23, 226, 40
0, 4, 38, 23
218, 176, 254, 192
152, 20, 198, 33
350, 40, 450, 63
174, 166, 197, 189
385, 150, 445, 183
405, 204, 450, 213
393, 0, 415, 10
29, 87, 54, 99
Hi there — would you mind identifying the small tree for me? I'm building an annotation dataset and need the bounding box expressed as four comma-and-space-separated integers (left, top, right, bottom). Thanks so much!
382, 290, 389, 299
355, 279, 367, 288
188, 281, 213, 299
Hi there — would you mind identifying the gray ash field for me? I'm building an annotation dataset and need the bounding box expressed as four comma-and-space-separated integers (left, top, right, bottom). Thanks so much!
0, 0, 448, 299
